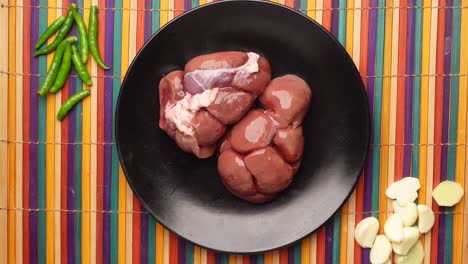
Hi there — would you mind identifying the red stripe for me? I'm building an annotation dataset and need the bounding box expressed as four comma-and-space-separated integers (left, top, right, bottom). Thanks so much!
279, 247, 288, 264
169, 232, 179, 263
285, 0, 294, 8
22, 3, 31, 264
207, 250, 215, 264
175, 0, 184, 17
395, 0, 408, 181
132, 196, 141, 264
242, 255, 250, 264
316, 227, 326, 263
322, 0, 332, 31
96, 0, 106, 263
430, 1, 446, 262
353, 173, 364, 263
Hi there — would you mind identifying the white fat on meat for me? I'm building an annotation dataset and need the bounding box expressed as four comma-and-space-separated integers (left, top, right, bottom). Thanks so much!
165, 88, 219, 136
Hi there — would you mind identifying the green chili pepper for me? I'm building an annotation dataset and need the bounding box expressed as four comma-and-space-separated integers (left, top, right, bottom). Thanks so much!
71, 5, 89, 64
88, 5, 110, 70
71, 44, 93, 86
49, 44, 73, 94
34, 5, 76, 56
57, 89, 91, 121
37, 36, 78, 96
34, 16, 66, 50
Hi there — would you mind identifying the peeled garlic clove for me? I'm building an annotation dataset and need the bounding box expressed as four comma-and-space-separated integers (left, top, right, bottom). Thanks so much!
386, 181, 402, 199
397, 190, 418, 206
417, 204, 435, 233
386, 177, 421, 203
394, 240, 424, 264
392, 227, 420, 255
384, 213, 404, 242
393, 201, 418, 227
432, 180, 464, 207
370, 235, 392, 264
354, 217, 380, 248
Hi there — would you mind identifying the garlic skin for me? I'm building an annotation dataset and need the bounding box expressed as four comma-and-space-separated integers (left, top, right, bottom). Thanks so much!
384, 214, 404, 243
393, 201, 418, 227
370, 235, 392, 264
417, 205, 435, 233
354, 217, 379, 248
432, 180, 464, 207
391, 227, 420, 255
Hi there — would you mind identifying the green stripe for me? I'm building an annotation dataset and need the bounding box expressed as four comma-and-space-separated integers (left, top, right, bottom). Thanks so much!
445, 2, 462, 263
147, 216, 156, 264
38, 2, 47, 263
221, 254, 229, 264
186, 242, 194, 264
111, 0, 123, 263
331, 1, 347, 262
294, 242, 301, 263
300, 0, 306, 14
192, 0, 198, 8
256, 254, 264, 264
371, 0, 385, 218
152, 0, 160, 33
412, 0, 422, 181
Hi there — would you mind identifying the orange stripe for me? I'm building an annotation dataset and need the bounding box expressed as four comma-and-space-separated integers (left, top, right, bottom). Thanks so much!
359, 0, 369, 87
431, 1, 446, 262
322, 0, 332, 30
353, 175, 364, 263
285, 0, 294, 7
395, 0, 408, 181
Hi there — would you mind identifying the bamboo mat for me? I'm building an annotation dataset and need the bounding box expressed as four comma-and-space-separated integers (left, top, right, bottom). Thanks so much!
1, 0, 468, 263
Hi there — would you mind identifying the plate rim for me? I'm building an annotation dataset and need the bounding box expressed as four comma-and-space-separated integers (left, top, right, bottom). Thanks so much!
115, 0, 371, 254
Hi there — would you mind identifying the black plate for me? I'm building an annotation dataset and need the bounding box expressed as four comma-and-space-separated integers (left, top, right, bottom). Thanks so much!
116, 0, 369, 254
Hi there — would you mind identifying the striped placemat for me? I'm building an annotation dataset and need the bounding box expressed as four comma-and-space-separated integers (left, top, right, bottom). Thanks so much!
1, 0, 467, 263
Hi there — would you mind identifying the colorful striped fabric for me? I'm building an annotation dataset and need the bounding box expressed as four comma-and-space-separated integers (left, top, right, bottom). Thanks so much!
1, 0, 467, 263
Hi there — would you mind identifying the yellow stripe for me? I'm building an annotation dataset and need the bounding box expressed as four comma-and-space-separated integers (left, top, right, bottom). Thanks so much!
161, 0, 169, 25
345, 0, 353, 56
15, 0, 24, 262
45, 2, 57, 263
118, 0, 131, 263
425, 0, 439, 261
306, 0, 315, 19
7, 0, 16, 262
228, 254, 236, 264
0, 1, 8, 261
301, 236, 311, 263
156, 222, 164, 264
81, 0, 92, 262
264, 251, 273, 264
194, 245, 201, 264
199, 0, 206, 6
462, 4, 468, 264
309, 233, 317, 264
54, 2, 62, 263
454, 2, 468, 262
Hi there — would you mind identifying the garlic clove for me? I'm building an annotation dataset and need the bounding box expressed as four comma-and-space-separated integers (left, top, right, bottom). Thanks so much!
386, 180, 401, 199
391, 227, 420, 255
370, 235, 392, 264
394, 240, 424, 264
417, 204, 435, 233
386, 177, 421, 205
384, 213, 404, 242
393, 201, 418, 227
432, 180, 464, 207
397, 190, 418, 206
354, 217, 380, 248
